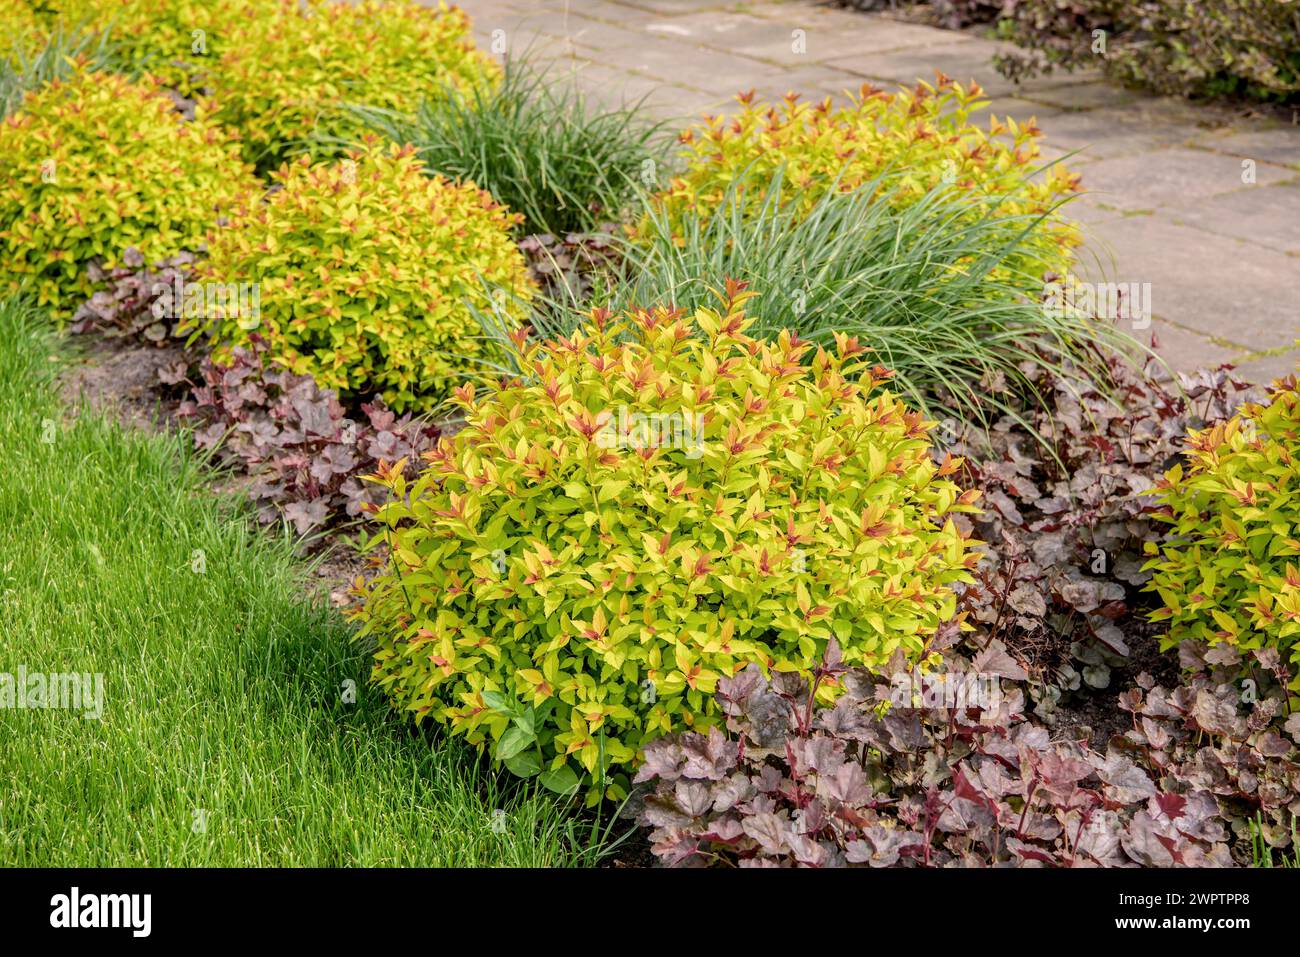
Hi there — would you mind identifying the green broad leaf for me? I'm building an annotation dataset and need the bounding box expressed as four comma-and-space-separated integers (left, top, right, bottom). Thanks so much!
512, 707, 536, 735
534, 698, 557, 725
599, 479, 629, 502
495, 725, 535, 761
538, 765, 580, 796
480, 690, 512, 715
502, 748, 541, 779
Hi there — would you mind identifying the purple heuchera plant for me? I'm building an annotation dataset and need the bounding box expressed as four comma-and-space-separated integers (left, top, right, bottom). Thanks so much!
1117, 641, 1300, 854
70, 248, 197, 343
172, 336, 442, 539
67, 247, 443, 543
636, 638, 1297, 868
940, 351, 1253, 698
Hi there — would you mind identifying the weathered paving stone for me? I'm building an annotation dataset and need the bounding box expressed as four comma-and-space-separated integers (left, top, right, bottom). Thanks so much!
560, 26, 783, 92
1059, 195, 1133, 229
467, 9, 574, 55
1165, 181, 1300, 256
1037, 142, 1099, 167
453, 0, 1300, 381
984, 96, 1066, 124
1009, 64, 1110, 87
608, 0, 738, 15
1233, 349, 1300, 385
1192, 127, 1300, 172
557, 9, 935, 68
511, 0, 654, 18
1077, 216, 1300, 353
637, 13, 763, 44
826, 41, 1021, 97
1137, 319, 1238, 375
1075, 148, 1295, 212
1033, 107, 1213, 161
550, 2, 657, 30
673, 12, 957, 65
558, 16, 672, 52
455, 0, 517, 18
563, 60, 719, 117
1014, 80, 1138, 113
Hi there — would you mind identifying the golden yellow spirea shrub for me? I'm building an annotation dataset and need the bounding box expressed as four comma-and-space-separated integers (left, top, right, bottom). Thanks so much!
0, 66, 256, 317
1145, 372, 1300, 693
196, 142, 536, 413
209, 0, 499, 168
656, 76, 1082, 278
1, 0, 45, 61
45, 0, 281, 95
350, 288, 981, 799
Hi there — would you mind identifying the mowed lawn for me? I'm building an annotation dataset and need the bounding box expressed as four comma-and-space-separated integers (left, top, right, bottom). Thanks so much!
0, 299, 595, 866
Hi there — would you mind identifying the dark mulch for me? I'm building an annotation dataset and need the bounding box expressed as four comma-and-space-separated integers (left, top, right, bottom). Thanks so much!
58, 332, 189, 434
1050, 614, 1177, 749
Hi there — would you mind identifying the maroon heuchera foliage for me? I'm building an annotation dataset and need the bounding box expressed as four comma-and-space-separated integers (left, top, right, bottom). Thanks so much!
1120, 640, 1300, 853
170, 338, 442, 538
636, 638, 1299, 867
944, 354, 1252, 691
69, 249, 443, 541
70, 248, 196, 342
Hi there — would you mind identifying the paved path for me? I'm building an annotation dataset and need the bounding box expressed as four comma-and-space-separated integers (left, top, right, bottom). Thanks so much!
455, 0, 1300, 384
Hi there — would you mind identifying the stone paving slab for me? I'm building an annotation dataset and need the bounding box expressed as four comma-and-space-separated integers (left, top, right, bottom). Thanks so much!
652, 10, 962, 64
826, 42, 1022, 97
1193, 127, 1300, 172
1167, 182, 1300, 257
1015, 80, 1139, 113
1075, 215, 1300, 363
551, 60, 720, 116
1027, 104, 1233, 162
1075, 148, 1293, 212
1139, 319, 1238, 375
455, 0, 1300, 384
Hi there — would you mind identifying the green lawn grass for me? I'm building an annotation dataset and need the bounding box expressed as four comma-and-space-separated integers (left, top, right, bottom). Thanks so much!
0, 298, 598, 866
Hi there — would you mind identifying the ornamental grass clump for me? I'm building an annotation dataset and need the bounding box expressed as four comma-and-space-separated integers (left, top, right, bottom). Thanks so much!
0, 66, 255, 317
351, 285, 980, 801
1146, 372, 1300, 693
195, 141, 536, 414
592, 168, 1123, 428
656, 76, 1081, 280
210, 0, 499, 170
347, 57, 671, 236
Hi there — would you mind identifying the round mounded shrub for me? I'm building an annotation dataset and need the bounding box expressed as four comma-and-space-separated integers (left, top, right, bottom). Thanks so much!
1, 0, 45, 61
999, 0, 1300, 106
209, 0, 499, 169
655, 76, 1081, 279
196, 141, 536, 413
1146, 373, 1300, 693
0, 66, 255, 317
351, 288, 980, 800
46, 0, 279, 95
